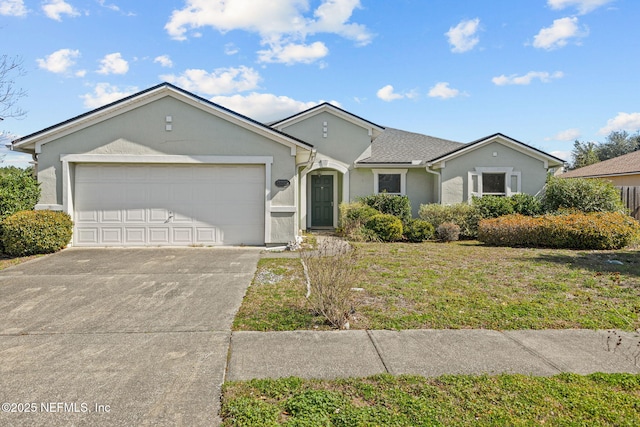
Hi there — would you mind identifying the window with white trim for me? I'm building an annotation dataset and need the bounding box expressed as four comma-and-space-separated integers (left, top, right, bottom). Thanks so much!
468, 167, 521, 199
372, 169, 407, 195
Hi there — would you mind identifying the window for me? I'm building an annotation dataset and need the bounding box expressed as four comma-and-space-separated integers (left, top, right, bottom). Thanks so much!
378, 174, 401, 193
372, 169, 407, 195
468, 167, 521, 200
482, 173, 506, 195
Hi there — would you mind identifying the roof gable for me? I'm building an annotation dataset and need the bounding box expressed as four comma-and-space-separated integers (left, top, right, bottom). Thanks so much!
562, 149, 640, 178
271, 102, 385, 137
12, 82, 313, 154
428, 133, 566, 169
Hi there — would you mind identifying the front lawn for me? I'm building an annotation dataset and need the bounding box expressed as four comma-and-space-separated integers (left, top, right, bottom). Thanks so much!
221, 373, 640, 426
234, 242, 640, 331
0, 253, 41, 271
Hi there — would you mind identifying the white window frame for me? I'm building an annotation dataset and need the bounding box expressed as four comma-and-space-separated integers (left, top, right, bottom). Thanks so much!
468, 167, 521, 200
372, 169, 407, 195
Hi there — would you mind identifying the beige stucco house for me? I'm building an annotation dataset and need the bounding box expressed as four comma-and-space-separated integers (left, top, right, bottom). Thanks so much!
11, 83, 564, 247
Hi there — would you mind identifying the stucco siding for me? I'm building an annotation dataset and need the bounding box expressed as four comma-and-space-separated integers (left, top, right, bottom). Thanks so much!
440, 141, 549, 204
36, 95, 301, 244
406, 169, 435, 217
278, 111, 371, 165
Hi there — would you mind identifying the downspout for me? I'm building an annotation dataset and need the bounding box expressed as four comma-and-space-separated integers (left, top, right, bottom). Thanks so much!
425, 163, 441, 204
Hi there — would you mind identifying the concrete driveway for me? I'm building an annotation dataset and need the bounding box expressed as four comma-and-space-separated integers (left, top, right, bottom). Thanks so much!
0, 247, 260, 426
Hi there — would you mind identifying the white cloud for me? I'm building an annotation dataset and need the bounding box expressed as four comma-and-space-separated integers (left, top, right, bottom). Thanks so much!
445, 18, 480, 53
0, 0, 27, 16
376, 84, 417, 102
36, 48, 81, 74
492, 71, 564, 86
97, 52, 129, 75
154, 55, 173, 68
546, 128, 581, 141
42, 0, 79, 21
80, 83, 137, 109
547, 0, 614, 14
164, 0, 372, 64
258, 41, 329, 65
599, 112, 640, 135
550, 150, 572, 161
224, 43, 239, 55
428, 82, 461, 99
533, 17, 587, 50
161, 66, 261, 96
211, 92, 335, 123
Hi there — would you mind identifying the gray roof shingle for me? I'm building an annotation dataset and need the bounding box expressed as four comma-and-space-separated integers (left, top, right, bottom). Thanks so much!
562, 150, 640, 178
357, 128, 463, 164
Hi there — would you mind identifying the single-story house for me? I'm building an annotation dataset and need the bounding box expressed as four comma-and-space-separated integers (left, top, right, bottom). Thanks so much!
11, 82, 565, 247
561, 150, 640, 186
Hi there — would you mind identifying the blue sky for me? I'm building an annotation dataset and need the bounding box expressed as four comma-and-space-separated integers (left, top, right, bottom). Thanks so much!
1, 0, 639, 168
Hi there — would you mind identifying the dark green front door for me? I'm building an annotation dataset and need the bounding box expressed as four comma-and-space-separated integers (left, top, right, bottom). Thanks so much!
311, 175, 333, 227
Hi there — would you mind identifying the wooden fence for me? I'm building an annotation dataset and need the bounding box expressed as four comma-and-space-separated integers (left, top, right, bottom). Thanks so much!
617, 186, 640, 220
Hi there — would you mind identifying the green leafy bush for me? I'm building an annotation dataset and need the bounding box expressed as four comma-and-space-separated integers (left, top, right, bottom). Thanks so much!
0, 167, 40, 221
2, 210, 73, 256
472, 195, 514, 219
338, 202, 380, 241
478, 212, 640, 250
404, 218, 434, 242
542, 176, 626, 213
436, 222, 460, 242
365, 214, 403, 242
418, 203, 479, 239
510, 193, 543, 216
360, 193, 411, 224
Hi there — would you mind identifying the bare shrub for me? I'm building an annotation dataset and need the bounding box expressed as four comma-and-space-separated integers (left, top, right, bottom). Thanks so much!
301, 238, 360, 329
436, 222, 460, 242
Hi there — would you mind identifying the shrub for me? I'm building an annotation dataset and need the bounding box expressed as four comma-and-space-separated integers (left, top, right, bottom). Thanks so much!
541, 176, 626, 213
0, 167, 40, 221
473, 195, 514, 219
360, 193, 411, 224
419, 203, 479, 239
365, 214, 403, 242
338, 202, 380, 241
510, 193, 543, 216
301, 239, 361, 329
478, 212, 640, 250
436, 222, 460, 242
404, 218, 434, 242
1, 210, 73, 256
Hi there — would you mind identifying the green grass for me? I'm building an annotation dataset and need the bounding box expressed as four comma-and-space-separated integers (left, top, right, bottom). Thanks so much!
234, 241, 640, 331
221, 373, 640, 426
0, 253, 41, 271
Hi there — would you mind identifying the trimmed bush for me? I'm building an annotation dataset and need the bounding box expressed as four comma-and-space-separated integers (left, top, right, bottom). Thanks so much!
478, 212, 640, 250
0, 167, 40, 221
338, 202, 380, 241
2, 210, 73, 256
418, 203, 479, 239
436, 222, 460, 242
542, 176, 626, 213
365, 214, 403, 242
404, 218, 434, 242
360, 194, 411, 224
510, 193, 543, 216
472, 195, 514, 219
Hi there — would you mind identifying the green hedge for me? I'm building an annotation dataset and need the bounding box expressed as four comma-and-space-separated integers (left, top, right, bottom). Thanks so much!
365, 214, 403, 242
2, 210, 73, 256
542, 176, 626, 213
418, 203, 479, 239
359, 194, 412, 224
478, 212, 640, 250
404, 218, 434, 242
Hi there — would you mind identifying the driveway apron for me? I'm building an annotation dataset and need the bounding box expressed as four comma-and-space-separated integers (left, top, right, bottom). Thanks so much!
0, 247, 260, 426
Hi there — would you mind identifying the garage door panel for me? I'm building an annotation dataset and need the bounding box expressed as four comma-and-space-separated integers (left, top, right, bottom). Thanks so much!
74, 164, 264, 246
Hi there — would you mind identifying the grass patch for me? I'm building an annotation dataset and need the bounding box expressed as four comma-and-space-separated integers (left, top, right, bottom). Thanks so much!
0, 253, 41, 271
221, 373, 640, 426
236, 242, 640, 331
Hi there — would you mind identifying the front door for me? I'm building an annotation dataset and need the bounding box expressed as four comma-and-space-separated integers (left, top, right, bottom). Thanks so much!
311, 174, 333, 227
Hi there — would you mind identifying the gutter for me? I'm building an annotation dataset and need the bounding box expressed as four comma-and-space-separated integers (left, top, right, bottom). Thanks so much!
425, 163, 441, 204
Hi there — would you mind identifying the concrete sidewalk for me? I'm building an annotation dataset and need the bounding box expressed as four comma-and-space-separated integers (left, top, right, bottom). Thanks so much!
226, 329, 640, 381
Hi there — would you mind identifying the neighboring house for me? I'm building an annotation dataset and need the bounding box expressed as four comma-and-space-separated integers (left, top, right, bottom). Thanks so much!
561, 150, 640, 186
11, 83, 564, 247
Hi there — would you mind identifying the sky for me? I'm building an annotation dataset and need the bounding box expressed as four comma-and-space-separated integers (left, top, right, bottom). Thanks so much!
1, 0, 639, 168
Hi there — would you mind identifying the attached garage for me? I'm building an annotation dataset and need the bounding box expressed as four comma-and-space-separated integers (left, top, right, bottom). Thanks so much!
73, 163, 265, 246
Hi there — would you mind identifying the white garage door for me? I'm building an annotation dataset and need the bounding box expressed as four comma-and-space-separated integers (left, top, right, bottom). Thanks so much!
74, 164, 265, 246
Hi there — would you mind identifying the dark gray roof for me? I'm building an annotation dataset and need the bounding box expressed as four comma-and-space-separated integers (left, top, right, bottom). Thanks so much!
357, 128, 463, 164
